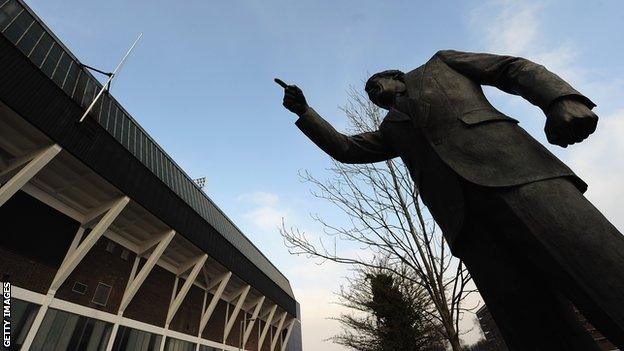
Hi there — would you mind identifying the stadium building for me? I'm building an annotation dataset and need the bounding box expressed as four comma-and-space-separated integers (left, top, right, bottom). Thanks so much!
0, 0, 302, 350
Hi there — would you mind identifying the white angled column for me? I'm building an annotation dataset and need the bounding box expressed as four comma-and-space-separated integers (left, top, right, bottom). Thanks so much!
270, 312, 287, 351
105, 230, 176, 351
198, 271, 232, 336
280, 319, 296, 351
0, 144, 61, 207
20, 196, 129, 351
119, 230, 176, 313
165, 254, 208, 328
48, 196, 130, 293
223, 285, 250, 342
257, 305, 277, 351
241, 296, 265, 349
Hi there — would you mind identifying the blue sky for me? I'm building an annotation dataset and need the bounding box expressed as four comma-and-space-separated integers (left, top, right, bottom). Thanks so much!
25, 0, 624, 349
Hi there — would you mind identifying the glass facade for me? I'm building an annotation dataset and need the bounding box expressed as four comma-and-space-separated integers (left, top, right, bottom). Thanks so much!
111, 326, 163, 351
7, 299, 40, 349
163, 337, 196, 351
30, 309, 112, 351
199, 345, 219, 351
0, 0, 293, 304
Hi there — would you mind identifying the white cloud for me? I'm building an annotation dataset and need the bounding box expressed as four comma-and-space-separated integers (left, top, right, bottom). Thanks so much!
238, 191, 289, 231
244, 206, 287, 231
470, 0, 582, 84
237, 191, 280, 207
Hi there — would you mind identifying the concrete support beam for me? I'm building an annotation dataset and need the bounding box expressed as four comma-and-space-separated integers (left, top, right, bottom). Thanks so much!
242, 296, 265, 349
0, 144, 61, 207
257, 305, 277, 351
49, 196, 129, 293
270, 312, 287, 351
223, 285, 250, 342
165, 254, 208, 327
280, 319, 296, 351
119, 230, 176, 313
199, 271, 232, 335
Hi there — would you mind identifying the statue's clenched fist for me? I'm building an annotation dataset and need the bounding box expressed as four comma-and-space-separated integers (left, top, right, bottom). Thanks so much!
275, 78, 309, 116
545, 97, 598, 148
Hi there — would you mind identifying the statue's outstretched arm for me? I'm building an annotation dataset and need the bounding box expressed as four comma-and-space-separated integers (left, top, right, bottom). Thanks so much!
435, 50, 598, 147
295, 108, 397, 164
435, 49, 595, 111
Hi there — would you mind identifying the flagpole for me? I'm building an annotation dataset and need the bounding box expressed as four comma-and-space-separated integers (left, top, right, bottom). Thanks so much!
78, 33, 143, 123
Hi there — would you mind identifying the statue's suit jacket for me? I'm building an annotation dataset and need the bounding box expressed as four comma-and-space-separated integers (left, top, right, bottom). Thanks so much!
295, 50, 595, 249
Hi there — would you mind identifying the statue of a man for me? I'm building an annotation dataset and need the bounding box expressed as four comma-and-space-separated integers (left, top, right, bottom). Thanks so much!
277, 50, 624, 350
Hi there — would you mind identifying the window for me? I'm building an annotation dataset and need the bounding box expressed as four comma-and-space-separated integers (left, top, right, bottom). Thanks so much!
30, 309, 112, 351
105, 241, 116, 253
111, 326, 162, 351
72, 281, 88, 295
120, 249, 130, 261
7, 299, 40, 349
91, 282, 112, 306
163, 337, 196, 351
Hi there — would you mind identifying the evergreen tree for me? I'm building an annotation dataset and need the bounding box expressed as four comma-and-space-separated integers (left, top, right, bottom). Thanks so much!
331, 264, 446, 351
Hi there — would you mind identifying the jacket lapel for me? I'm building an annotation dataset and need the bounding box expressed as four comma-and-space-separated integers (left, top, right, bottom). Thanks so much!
402, 66, 431, 128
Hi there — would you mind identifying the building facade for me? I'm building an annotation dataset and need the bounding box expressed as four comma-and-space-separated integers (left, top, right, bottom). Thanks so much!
0, 0, 302, 350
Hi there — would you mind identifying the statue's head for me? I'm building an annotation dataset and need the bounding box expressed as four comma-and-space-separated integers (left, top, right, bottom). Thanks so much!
365, 70, 406, 110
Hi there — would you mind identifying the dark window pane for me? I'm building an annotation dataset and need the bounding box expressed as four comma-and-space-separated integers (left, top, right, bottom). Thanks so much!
28, 32, 53, 67
164, 337, 196, 351
31, 309, 112, 351
52, 52, 71, 86
3, 9, 32, 44
62, 61, 80, 96
73, 70, 87, 102
9, 299, 40, 349
0, 0, 21, 31
16, 20, 42, 55
40, 43, 62, 77
112, 326, 162, 351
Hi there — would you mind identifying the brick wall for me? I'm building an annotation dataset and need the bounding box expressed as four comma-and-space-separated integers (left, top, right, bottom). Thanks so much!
169, 278, 204, 336
202, 299, 227, 343
55, 237, 135, 314
124, 262, 176, 327
0, 246, 56, 294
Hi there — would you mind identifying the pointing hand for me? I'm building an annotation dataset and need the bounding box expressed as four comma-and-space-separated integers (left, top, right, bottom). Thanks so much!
275, 78, 309, 116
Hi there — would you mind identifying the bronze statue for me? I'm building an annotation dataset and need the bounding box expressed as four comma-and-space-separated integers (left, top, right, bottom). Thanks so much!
276, 50, 624, 350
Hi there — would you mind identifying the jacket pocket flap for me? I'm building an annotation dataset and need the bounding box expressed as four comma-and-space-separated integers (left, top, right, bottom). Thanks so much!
458, 109, 519, 125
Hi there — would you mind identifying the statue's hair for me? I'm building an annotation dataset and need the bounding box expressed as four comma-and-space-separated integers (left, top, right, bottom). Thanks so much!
365, 69, 405, 101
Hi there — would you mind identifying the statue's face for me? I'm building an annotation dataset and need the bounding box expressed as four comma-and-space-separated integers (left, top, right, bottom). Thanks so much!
367, 77, 406, 110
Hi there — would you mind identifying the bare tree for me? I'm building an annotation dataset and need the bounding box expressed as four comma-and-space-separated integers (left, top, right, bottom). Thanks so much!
280, 87, 477, 351
331, 260, 446, 351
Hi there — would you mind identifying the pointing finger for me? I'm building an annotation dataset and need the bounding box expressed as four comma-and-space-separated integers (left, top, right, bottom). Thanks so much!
274, 78, 289, 89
